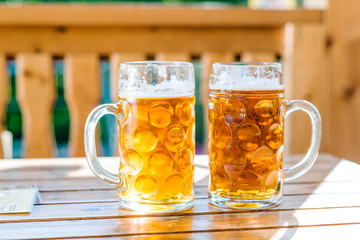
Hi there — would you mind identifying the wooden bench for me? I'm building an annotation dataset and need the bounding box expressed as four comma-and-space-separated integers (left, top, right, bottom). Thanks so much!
0, 5, 327, 158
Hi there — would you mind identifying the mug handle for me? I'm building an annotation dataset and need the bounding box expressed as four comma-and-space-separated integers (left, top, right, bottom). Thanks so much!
84, 103, 126, 190
284, 100, 322, 182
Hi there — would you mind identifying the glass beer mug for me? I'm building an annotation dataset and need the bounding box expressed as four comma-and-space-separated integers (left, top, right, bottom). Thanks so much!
208, 62, 321, 209
85, 61, 195, 212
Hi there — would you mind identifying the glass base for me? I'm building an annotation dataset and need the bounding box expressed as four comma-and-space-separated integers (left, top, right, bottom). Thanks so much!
209, 192, 282, 209
119, 198, 194, 213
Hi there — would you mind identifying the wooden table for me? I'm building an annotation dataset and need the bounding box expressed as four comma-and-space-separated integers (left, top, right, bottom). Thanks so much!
1, 153, 360, 239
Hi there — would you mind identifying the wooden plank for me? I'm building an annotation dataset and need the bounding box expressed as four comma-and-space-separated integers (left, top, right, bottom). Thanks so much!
109, 52, 146, 103
328, 0, 360, 163
1, 207, 360, 239
109, 224, 360, 240
283, 23, 327, 154
201, 52, 234, 153
64, 53, 101, 157
2, 192, 360, 223
29, 181, 360, 205
0, 53, 7, 159
0, 6, 323, 27
0, 27, 282, 54
155, 52, 190, 62
16, 53, 55, 158
241, 51, 277, 62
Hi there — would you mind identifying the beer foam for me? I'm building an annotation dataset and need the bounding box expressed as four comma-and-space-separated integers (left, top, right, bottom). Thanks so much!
118, 78, 194, 98
210, 63, 284, 91
210, 74, 284, 91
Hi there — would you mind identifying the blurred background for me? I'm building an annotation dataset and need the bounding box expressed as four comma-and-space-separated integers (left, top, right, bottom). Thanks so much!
1, 0, 359, 163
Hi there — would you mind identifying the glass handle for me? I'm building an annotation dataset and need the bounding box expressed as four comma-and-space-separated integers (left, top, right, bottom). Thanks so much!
84, 104, 124, 188
284, 100, 322, 182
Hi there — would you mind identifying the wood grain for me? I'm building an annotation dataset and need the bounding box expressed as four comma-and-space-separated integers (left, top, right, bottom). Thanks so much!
241, 51, 277, 62
0, 27, 282, 54
64, 53, 101, 157
16, 53, 55, 158
0, 6, 322, 27
1, 154, 359, 239
1, 207, 360, 239
283, 23, 327, 154
328, 0, 360, 163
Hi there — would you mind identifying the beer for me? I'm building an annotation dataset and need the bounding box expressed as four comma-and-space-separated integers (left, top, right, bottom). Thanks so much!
117, 95, 195, 206
208, 89, 285, 202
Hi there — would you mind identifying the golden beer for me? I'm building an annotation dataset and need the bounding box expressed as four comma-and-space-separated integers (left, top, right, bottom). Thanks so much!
208, 89, 285, 203
117, 96, 195, 206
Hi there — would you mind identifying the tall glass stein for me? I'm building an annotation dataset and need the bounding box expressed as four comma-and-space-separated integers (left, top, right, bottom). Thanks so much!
85, 61, 195, 212
208, 62, 321, 209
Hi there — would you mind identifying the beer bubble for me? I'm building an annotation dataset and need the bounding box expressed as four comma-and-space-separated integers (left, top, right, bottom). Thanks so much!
208, 99, 218, 124
117, 100, 130, 126
214, 124, 232, 149
211, 167, 231, 190
136, 99, 150, 122
176, 99, 194, 126
164, 174, 185, 195
148, 101, 174, 128
164, 125, 186, 152
266, 123, 283, 150
236, 124, 261, 151
176, 148, 193, 175
133, 126, 158, 153
123, 149, 143, 175
134, 175, 157, 194
223, 147, 246, 178
184, 171, 194, 196
251, 146, 276, 174
276, 145, 284, 165
188, 122, 195, 148
148, 151, 174, 176
223, 100, 246, 125
253, 100, 274, 125
265, 170, 280, 189
237, 170, 261, 190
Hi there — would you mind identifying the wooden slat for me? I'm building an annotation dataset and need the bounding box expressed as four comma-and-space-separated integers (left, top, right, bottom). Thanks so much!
0, 53, 7, 159
241, 51, 277, 62
16, 53, 55, 158
0, 6, 323, 27
0, 27, 282, 54
64, 53, 101, 157
115, 224, 360, 240
328, 0, 360, 163
155, 52, 190, 62
1, 207, 360, 239
2, 191, 360, 222
283, 23, 327, 154
109, 52, 146, 103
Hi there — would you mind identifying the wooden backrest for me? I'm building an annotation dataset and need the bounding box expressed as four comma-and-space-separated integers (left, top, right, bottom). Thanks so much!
0, 5, 326, 158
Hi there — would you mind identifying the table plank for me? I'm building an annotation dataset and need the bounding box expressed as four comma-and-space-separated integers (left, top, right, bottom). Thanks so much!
1, 153, 359, 239
97, 224, 360, 240
32, 180, 360, 205
1, 192, 360, 223
1, 207, 360, 239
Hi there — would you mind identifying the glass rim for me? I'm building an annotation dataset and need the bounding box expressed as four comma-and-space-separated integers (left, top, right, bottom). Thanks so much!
213, 62, 281, 68
120, 61, 193, 67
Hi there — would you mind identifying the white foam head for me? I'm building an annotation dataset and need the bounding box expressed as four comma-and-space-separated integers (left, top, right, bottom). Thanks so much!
118, 61, 195, 98
210, 62, 284, 91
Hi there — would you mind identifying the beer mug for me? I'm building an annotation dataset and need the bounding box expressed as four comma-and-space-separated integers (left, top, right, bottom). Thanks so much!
85, 61, 195, 212
208, 62, 321, 209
